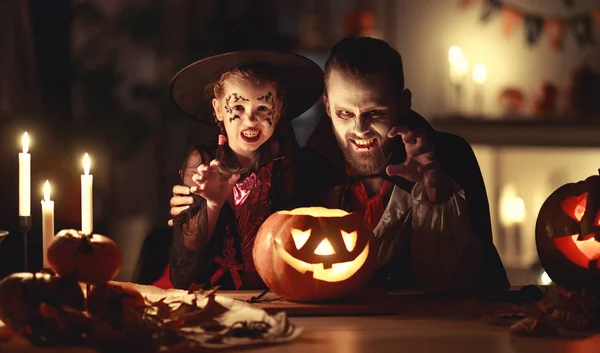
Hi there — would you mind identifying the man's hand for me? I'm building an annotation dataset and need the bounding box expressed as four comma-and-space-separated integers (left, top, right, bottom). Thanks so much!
168, 185, 195, 227
385, 126, 452, 203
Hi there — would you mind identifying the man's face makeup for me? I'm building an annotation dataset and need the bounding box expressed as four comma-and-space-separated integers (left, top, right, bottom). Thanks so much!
324, 70, 397, 176
213, 78, 278, 158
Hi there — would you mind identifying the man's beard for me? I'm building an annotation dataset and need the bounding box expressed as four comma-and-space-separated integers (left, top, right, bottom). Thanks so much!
335, 131, 390, 176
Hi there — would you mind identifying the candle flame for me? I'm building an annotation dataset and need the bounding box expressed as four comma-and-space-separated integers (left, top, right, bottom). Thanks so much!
83, 153, 91, 175
472, 64, 487, 84
22, 132, 29, 153
448, 46, 464, 64
43, 180, 51, 201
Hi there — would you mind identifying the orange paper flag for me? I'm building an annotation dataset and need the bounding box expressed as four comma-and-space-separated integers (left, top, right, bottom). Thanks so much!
594, 10, 600, 24
544, 19, 566, 50
502, 7, 523, 38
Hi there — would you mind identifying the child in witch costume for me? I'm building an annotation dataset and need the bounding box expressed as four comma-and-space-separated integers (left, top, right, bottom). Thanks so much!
153, 51, 323, 290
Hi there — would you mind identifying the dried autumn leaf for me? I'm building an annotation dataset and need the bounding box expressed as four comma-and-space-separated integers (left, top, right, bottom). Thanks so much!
187, 283, 206, 294
550, 309, 592, 331
153, 300, 174, 321
581, 305, 600, 324
195, 286, 221, 298
23, 303, 91, 345
184, 295, 229, 326
534, 298, 554, 315
557, 289, 584, 312
169, 302, 200, 320
509, 317, 558, 337
160, 295, 229, 332
579, 290, 600, 323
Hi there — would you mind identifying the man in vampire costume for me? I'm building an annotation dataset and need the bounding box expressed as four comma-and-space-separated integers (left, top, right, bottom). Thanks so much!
294, 37, 509, 292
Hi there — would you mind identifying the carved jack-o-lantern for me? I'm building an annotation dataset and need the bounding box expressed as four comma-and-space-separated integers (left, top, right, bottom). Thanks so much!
536, 170, 600, 293
253, 207, 377, 302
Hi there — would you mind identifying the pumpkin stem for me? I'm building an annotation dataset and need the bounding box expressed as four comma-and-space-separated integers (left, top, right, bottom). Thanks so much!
72, 232, 94, 259
80, 236, 94, 253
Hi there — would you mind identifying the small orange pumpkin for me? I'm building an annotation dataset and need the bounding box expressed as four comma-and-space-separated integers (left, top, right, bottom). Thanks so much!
0, 272, 84, 339
87, 282, 145, 328
47, 229, 122, 285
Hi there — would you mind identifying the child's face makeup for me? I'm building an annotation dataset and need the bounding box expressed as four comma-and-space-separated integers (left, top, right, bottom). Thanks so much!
213, 78, 278, 158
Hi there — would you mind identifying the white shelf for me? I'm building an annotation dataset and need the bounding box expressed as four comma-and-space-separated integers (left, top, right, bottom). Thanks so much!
431, 117, 600, 148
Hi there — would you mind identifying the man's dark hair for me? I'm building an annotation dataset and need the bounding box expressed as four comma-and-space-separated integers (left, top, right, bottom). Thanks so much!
324, 37, 405, 93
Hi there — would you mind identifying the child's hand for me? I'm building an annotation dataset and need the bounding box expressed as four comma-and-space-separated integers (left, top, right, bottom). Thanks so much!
192, 159, 240, 209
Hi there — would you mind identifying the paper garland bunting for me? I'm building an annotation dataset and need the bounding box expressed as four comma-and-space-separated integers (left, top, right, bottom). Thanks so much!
461, 0, 600, 50
570, 15, 594, 46
502, 7, 522, 38
545, 19, 567, 50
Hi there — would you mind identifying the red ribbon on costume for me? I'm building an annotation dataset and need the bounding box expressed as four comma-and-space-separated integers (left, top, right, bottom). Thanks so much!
210, 256, 244, 289
346, 165, 393, 229
232, 172, 257, 206
218, 134, 227, 145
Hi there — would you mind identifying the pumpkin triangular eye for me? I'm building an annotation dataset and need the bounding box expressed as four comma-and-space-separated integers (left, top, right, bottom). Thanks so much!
291, 229, 310, 249
341, 231, 357, 252
561, 193, 587, 222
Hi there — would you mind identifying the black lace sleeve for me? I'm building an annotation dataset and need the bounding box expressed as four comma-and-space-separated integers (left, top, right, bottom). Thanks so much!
169, 145, 214, 289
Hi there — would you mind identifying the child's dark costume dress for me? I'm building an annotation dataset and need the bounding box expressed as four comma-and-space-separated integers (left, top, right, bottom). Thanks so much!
154, 125, 298, 290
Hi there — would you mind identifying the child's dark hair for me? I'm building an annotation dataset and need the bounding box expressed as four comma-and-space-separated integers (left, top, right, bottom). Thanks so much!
206, 63, 286, 177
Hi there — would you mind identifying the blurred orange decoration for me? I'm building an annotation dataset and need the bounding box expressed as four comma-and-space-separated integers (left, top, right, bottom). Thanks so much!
502, 7, 523, 38
499, 87, 525, 115
343, 9, 376, 37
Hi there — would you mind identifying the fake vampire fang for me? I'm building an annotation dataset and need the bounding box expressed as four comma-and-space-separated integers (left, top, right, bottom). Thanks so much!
240, 129, 261, 143
351, 138, 378, 150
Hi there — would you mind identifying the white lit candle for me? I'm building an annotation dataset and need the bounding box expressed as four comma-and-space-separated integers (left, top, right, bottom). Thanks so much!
472, 64, 487, 114
500, 185, 526, 267
448, 46, 469, 84
41, 180, 54, 267
19, 132, 31, 217
81, 153, 93, 235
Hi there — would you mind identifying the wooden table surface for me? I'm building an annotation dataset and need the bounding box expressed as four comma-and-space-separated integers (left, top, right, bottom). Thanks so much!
2, 283, 599, 353
247, 316, 600, 353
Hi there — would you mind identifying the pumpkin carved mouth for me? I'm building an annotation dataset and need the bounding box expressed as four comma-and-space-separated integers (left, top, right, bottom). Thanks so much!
553, 235, 600, 269
273, 237, 370, 282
